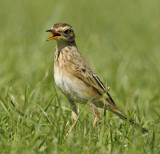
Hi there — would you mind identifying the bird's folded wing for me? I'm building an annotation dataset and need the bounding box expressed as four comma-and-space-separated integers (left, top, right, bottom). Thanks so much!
74, 67, 117, 107
66, 52, 117, 107
75, 69, 106, 93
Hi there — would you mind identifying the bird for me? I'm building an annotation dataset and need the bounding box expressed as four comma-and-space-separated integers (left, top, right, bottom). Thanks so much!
46, 23, 148, 133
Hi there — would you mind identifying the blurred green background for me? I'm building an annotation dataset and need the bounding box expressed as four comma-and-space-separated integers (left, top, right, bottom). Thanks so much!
0, 0, 160, 153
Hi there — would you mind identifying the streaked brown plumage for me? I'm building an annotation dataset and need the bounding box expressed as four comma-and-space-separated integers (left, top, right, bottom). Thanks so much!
46, 23, 148, 133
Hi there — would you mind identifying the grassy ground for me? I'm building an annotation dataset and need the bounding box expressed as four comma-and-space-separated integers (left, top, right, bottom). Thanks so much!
0, 0, 160, 153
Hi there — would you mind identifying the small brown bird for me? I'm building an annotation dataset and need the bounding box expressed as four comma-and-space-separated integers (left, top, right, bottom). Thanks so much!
46, 23, 147, 133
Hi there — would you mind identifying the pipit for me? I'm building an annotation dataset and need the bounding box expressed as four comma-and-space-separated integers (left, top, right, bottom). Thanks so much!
46, 23, 148, 133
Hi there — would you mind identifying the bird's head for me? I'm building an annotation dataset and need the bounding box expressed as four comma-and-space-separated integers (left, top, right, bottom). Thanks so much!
46, 23, 75, 42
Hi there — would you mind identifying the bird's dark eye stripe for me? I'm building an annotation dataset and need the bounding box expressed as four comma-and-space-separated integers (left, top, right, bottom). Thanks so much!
64, 29, 69, 34
64, 29, 71, 34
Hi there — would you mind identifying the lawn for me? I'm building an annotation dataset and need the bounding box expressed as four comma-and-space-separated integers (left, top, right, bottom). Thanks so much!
0, 0, 160, 153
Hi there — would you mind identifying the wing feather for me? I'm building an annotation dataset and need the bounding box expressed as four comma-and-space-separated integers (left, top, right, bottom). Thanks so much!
66, 51, 117, 107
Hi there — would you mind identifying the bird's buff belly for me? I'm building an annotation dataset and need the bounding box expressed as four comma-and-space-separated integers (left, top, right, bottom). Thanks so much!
54, 67, 90, 102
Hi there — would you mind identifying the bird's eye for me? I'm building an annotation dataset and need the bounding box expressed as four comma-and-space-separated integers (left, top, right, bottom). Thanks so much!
64, 29, 70, 34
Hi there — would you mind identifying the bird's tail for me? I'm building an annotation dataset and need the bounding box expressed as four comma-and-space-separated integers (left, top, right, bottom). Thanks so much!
105, 92, 148, 133
110, 106, 148, 134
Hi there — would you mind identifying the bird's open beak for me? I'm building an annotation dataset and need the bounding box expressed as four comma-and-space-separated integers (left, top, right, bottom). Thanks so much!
46, 29, 62, 41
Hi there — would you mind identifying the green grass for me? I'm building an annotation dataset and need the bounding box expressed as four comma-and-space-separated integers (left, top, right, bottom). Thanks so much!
0, 0, 160, 153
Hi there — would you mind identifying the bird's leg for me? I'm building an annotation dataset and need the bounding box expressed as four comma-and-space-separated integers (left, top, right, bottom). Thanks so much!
65, 100, 78, 138
89, 103, 100, 128
69, 100, 78, 130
